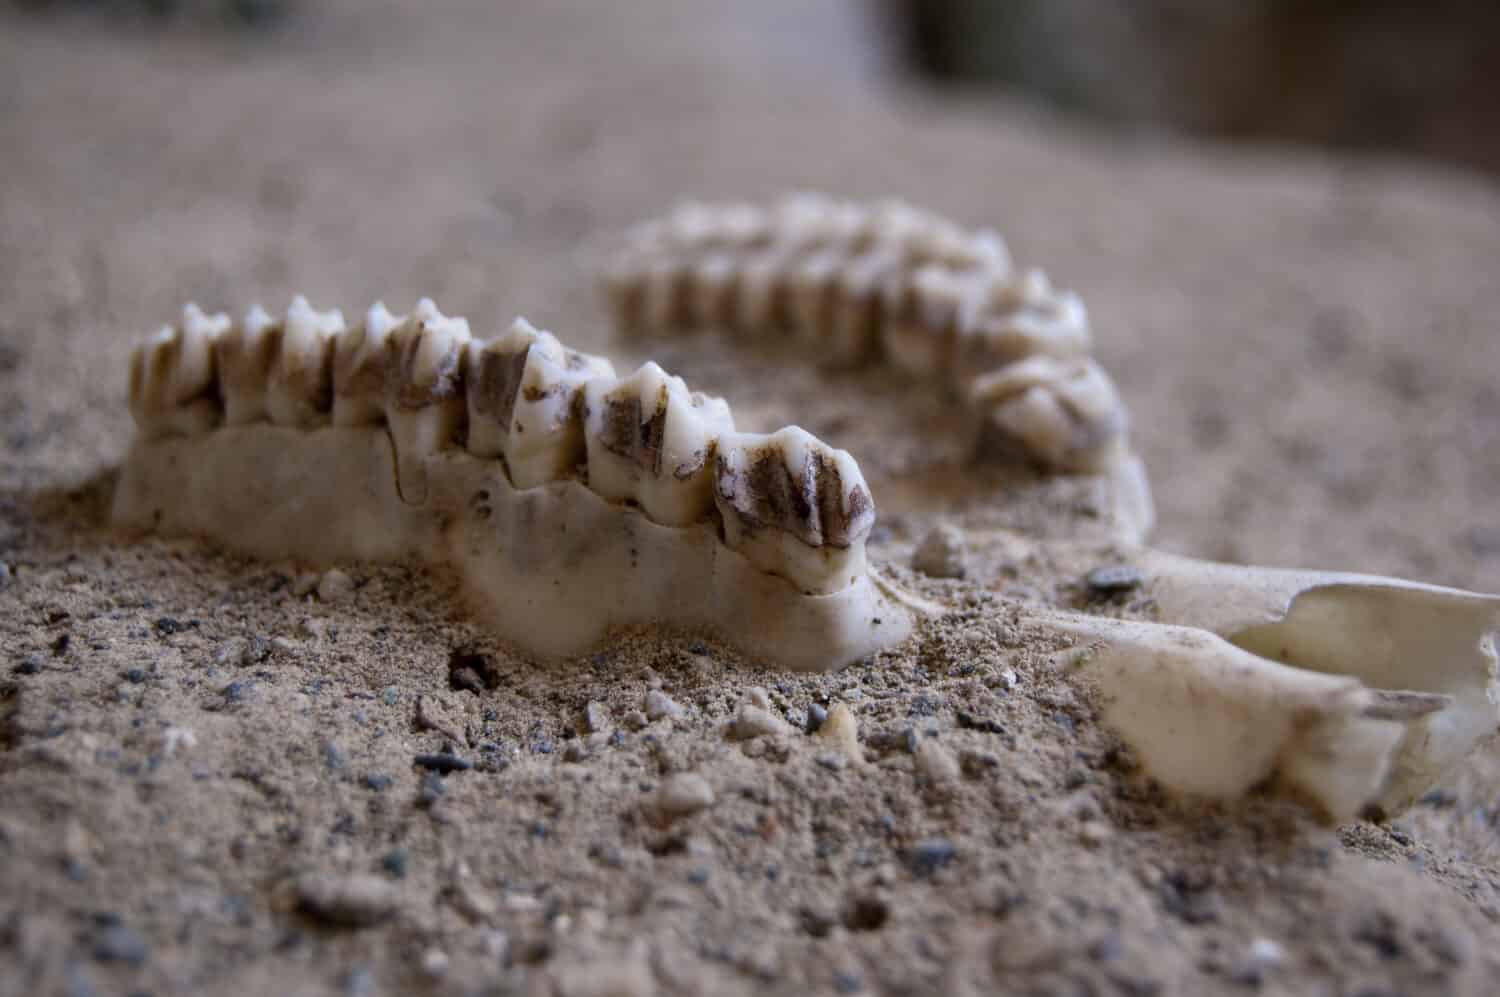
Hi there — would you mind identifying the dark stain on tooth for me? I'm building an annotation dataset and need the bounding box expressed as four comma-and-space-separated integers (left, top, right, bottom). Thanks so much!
717, 443, 873, 550
598, 384, 668, 475
471, 343, 532, 431
387, 323, 466, 411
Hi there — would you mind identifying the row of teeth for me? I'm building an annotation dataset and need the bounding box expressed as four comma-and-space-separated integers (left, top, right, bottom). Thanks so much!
600, 194, 1127, 473
127, 298, 873, 594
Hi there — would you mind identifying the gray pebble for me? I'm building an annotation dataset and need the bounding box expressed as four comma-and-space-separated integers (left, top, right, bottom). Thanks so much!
296, 873, 401, 927
1086, 564, 1144, 595
912, 523, 967, 579
645, 690, 685, 721
806, 703, 828, 733
583, 701, 611, 734
317, 569, 355, 603
653, 772, 715, 817
15, 652, 44, 675
323, 740, 347, 771
727, 704, 791, 741
92, 922, 149, 965
814, 752, 847, 771
905, 837, 957, 877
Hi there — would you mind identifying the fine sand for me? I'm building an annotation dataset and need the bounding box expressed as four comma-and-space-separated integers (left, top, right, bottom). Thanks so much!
2, 2, 1498, 994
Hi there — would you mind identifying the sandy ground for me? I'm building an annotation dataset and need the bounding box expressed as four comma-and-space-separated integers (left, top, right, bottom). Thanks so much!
2, 2, 1499, 994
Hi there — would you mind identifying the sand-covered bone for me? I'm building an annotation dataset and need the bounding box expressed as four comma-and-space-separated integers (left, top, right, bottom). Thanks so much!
127, 303, 229, 438
600, 195, 1130, 476
116, 298, 906, 672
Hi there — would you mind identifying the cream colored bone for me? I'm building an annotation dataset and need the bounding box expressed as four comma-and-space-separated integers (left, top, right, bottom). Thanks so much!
598, 195, 1125, 475
116, 299, 907, 672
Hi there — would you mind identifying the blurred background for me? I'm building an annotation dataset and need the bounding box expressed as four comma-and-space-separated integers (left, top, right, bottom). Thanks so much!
12, 0, 1500, 175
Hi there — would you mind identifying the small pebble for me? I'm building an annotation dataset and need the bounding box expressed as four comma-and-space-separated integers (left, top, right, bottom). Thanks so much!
1085, 564, 1144, 595
363, 772, 393, 792
654, 772, 716, 818
0, 562, 10, 588
92, 922, 149, 966
806, 702, 828, 733
317, 569, 355, 603
645, 690, 684, 721
583, 701, 610, 734
912, 522, 967, 579
16, 653, 44, 675
621, 709, 649, 731
1078, 821, 1112, 847
381, 848, 409, 879
914, 739, 960, 783
746, 686, 772, 711
296, 873, 401, 927
727, 704, 791, 741
816, 703, 863, 763
905, 837, 957, 877
420, 948, 449, 978
323, 740, 347, 771
814, 752, 847, 771
292, 571, 321, 597
414, 753, 472, 774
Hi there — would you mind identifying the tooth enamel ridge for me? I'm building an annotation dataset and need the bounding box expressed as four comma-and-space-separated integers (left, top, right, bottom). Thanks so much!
115, 297, 909, 672
601, 195, 1124, 473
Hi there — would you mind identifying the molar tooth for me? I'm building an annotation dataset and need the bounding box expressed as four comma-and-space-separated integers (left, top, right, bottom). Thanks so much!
826, 248, 901, 364
786, 248, 845, 342
962, 280, 1092, 368
466, 318, 615, 488
215, 305, 282, 425
583, 362, 735, 526
601, 253, 649, 338
734, 247, 799, 334
880, 264, 967, 378
714, 426, 874, 595
128, 303, 229, 437
641, 256, 692, 332
265, 296, 344, 428
382, 298, 470, 469
968, 356, 1127, 472
332, 301, 404, 426
686, 253, 739, 330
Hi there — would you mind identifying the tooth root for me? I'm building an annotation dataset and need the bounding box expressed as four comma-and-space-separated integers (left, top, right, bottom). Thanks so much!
266, 296, 343, 429
714, 426, 874, 594
584, 362, 735, 526
968, 356, 1127, 472
128, 303, 229, 438
466, 318, 615, 488
382, 299, 470, 497
332, 301, 404, 426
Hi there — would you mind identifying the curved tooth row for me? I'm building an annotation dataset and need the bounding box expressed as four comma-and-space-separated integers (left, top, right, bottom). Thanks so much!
714, 427, 875, 595
601, 196, 1120, 471
129, 297, 880, 594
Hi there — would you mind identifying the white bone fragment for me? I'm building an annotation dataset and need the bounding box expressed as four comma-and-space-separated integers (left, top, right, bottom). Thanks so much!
714, 426, 874, 595
1119, 550, 1500, 815
265, 296, 344, 429
127, 303, 229, 438
1052, 614, 1414, 821
583, 362, 735, 526
466, 318, 614, 488
331, 301, 405, 427
112, 423, 911, 672
968, 356, 1127, 472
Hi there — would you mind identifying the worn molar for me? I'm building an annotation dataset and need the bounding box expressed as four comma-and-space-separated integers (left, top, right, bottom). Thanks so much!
128, 303, 230, 438
332, 301, 405, 426
214, 305, 283, 425
265, 296, 344, 429
382, 298, 470, 498
714, 426, 874, 595
466, 318, 615, 488
583, 362, 735, 526
968, 356, 1128, 472
961, 268, 1092, 369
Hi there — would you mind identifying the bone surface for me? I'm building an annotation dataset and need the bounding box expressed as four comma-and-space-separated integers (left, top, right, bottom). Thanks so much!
115, 298, 909, 673
600, 195, 1126, 474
